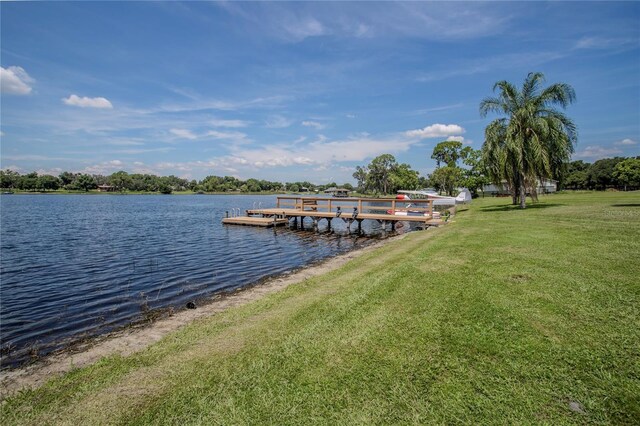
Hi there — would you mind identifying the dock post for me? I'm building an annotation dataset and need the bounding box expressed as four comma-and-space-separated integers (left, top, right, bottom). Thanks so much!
357, 219, 362, 234
300, 216, 304, 230
391, 221, 395, 231
327, 218, 332, 231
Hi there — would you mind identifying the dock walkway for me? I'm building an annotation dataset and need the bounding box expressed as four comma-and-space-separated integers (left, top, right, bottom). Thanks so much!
223, 196, 446, 231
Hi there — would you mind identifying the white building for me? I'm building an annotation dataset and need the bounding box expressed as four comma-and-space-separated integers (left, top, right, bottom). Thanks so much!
483, 178, 557, 195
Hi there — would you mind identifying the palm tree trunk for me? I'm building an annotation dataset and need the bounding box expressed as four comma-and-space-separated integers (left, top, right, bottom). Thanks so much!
519, 174, 526, 209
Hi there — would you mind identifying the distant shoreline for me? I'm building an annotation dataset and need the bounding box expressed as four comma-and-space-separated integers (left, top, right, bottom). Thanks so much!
1, 190, 289, 196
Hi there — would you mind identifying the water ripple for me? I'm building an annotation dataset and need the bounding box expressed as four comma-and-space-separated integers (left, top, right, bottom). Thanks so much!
0, 194, 393, 368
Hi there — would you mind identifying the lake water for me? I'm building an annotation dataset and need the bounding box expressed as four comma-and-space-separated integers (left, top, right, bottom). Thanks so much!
0, 194, 406, 368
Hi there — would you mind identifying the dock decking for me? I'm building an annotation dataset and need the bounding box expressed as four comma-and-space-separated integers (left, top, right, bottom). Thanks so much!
222, 196, 447, 231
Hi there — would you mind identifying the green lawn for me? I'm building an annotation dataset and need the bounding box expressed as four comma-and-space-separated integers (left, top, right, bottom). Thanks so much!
2, 192, 639, 425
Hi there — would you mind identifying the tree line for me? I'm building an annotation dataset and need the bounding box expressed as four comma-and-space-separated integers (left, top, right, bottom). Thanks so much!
564, 157, 640, 191
0, 169, 354, 194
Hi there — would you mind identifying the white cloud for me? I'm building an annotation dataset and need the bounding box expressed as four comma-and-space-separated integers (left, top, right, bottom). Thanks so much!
211, 119, 249, 128
574, 145, 623, 159
265, 115, 294, 129
301, 120, 325, 130
170, 128, 198, 140
405, 123, 465, 139
283, 18, 326, 40
219, 134, 415, 170
446, 136, 465, 142
1, 66, 34, 95
614, 138, 637, 146
574, 37, 637, 50
63, 94, 113, 109
206, 130, 249, 142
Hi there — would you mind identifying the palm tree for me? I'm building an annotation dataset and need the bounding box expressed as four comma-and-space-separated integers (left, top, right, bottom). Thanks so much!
480, 72, 577, 208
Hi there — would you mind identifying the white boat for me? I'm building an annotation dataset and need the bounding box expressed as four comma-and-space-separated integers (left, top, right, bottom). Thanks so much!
386, 188, 472, 217
397, 188, 472, 206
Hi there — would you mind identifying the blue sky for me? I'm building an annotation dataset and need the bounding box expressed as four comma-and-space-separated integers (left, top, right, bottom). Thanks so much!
1, 1, 639, 183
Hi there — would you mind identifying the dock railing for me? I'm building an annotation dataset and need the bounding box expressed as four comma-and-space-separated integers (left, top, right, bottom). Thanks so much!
275, 196, 433, 216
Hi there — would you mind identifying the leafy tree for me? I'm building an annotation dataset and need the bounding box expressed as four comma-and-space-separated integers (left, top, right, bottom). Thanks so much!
460, 146, 489, 196
157, 181, 173, 194
0, 169, 20, 189
58, 171, 76, 187
109, 171, 132, 192
480, 72, 577, 208
613, 158, 640, 190
73, 174, 97, 192
390, 163, 420, 191
431, 140, 463, 168
565, 171, 588, 190
367, 154, 398, 194
341, 183, 354, 191
18, 172, 38, 191
430, 166, 463, 196
352, 166, 368, 192
587, 157, 625, 190
37, 175, 61, 191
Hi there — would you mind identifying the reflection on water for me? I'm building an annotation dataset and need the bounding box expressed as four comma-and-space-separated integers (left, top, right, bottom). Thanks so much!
0, 194, 415, 368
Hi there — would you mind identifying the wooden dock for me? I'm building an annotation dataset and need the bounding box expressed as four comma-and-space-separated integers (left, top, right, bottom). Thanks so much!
222, 196, 447, 231
222, 216, 288, 227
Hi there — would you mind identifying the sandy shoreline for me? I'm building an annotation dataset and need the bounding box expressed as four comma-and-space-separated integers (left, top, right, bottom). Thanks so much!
0, 233, 408, 399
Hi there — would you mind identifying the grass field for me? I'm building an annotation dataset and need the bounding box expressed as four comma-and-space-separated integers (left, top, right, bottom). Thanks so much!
2, 192, 639, 425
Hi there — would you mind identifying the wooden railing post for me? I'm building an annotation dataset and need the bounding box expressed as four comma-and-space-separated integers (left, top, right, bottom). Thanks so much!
358, 199, 362, 212
328, 199, 332, 213
392, 200, 396, 215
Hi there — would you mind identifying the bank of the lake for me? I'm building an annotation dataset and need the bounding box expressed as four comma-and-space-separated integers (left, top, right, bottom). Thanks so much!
2, 192, 639, 424
0, 194, 390, 369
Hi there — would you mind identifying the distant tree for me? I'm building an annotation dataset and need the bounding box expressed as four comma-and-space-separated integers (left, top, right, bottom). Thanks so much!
367, 154, 398, 194
390, 163, 420, 191
613, 158, 640, 190
109, 171, 132, 191
428, 141, 469, 195
245, 178, 261, 192
460, 146, 489, 196
341, 183, 354, 191
73, 174, 97, 192
352, 166, 368, 192
431, 140, 463, 168
430, 166, 463, 196
58, 171, 76, 187
563, 160, 591, 189
18, 172, 38, 191
565, 171, 589, 190
37, 175, 61, 191
157, 181, 173, 194
587, 157, 625, 189
0, 169, 20, 189
480, 72, 577, 208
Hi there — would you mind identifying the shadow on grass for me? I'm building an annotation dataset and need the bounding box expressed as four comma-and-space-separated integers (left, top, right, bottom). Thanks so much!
480, 203, 565, 212
610, 204, 640, 208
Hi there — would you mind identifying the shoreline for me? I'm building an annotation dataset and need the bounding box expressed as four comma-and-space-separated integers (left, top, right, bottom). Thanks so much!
0, 232, 408, 399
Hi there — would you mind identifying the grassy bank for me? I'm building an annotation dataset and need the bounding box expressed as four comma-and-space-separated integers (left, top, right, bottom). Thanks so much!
2, 192, 639, 424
